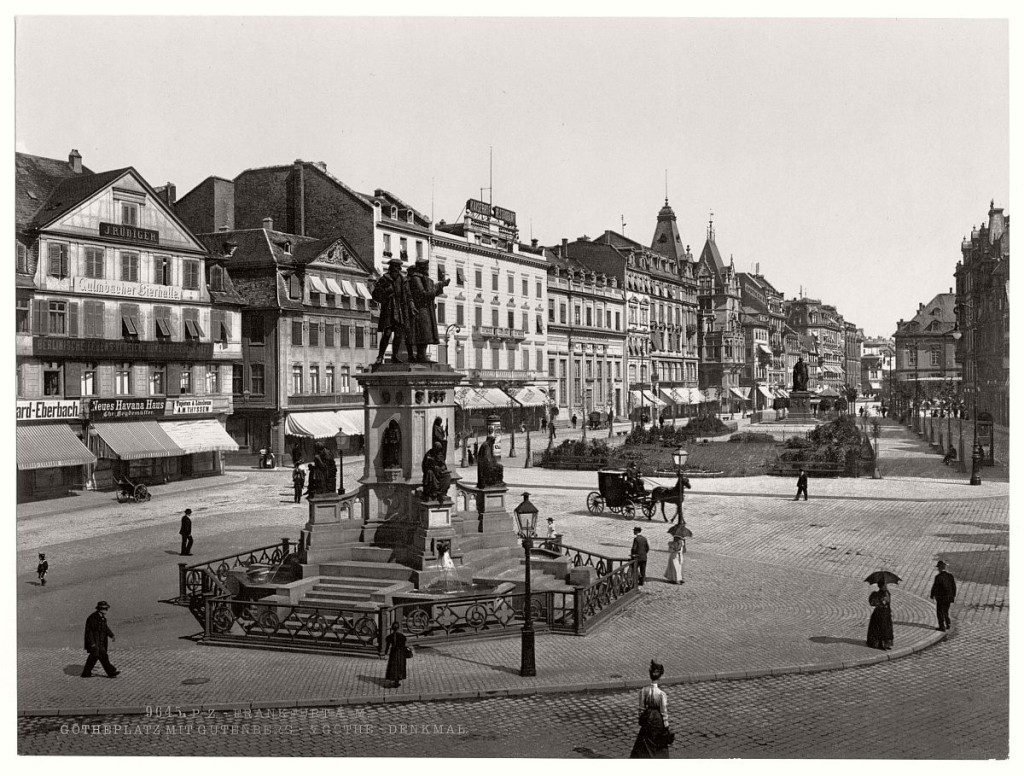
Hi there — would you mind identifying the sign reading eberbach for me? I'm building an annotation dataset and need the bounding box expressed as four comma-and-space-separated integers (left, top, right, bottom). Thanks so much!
16, 399, 81, 422
171, 399, 214, 415
88, 398, 166, 420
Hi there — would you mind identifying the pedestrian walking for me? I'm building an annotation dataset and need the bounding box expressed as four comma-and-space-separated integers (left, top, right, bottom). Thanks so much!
930, 560, 957, 631
629, 660, 673, 758
383, 622, 409, 688
659, 413, 665, 429
292, 466, 306, 504
179, 508, 193, 556
36, 553, 48, 586
630, 527, 650, 586
540, 416, 548, 432
794, 468, 808, 501
291, 443, 303, 467
81, 601, 118, 678
866, 580, 894, 650
571, 413, 578, 429
664, 536, 684, 584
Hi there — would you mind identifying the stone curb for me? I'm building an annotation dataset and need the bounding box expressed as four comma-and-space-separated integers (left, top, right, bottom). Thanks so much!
16, 631, 947, 718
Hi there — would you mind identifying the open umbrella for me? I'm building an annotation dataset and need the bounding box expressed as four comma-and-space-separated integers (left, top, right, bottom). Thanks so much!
668, 522, 693, 539
864, 570, 901, 586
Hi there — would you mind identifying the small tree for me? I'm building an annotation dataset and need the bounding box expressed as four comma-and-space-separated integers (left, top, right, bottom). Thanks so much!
834, 396, 848, 413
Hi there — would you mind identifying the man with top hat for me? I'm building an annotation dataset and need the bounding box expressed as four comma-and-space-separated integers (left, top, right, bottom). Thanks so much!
82, 601, 118, 678
930, 560, 957, 631
179, 508, 193, 556
407, 256, 450, 362
371, 257, 415, 364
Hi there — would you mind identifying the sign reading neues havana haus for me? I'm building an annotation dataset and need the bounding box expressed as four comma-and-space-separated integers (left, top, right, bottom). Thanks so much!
16, 399, 81, 422
75, 277, 182, 301
99, 222, 159, 247
88, 398, 166, 420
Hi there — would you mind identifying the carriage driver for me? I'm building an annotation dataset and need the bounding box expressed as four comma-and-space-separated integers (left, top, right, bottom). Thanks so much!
625, 462, 646, 497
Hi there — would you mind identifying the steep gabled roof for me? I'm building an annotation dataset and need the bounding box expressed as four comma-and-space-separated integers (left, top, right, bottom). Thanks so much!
15, 152, 94, 229
28, 167, 132, 229
698, 236, 727, 276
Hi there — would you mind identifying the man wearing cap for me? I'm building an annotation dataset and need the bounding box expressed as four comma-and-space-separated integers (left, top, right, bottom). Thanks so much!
407, 258, 450, 363
82, 601, 118, 678
630, 527, 650, 587
179, 508, 193, 556
371, 258, 414, 364
930, 560, 957, 631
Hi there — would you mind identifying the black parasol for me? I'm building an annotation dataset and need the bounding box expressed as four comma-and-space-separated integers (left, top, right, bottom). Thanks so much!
668, 522, 693, 539
864, 570, 901, 586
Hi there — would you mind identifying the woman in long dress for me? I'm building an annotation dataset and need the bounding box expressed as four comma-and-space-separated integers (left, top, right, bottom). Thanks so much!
629, 660, 672, 758
665, 537, 684, 584
383, 623, 408, 688
866, 581, 894, 650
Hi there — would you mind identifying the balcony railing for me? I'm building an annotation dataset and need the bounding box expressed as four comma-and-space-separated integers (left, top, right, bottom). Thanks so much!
472, 325, 527, 341
466, 368, 542, 382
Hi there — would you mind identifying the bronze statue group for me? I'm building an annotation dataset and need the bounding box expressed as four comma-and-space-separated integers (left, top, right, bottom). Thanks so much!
371, 256, 450, 365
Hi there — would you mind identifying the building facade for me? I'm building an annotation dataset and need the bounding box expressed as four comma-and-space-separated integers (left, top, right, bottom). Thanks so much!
955, 201, 1009, 427
843, 322, 865, 399
785, 297, 846, 394
861, 336, 895, 400
15, 150, 240, 501
737, 270, 788, 409
893, 292, 961, 416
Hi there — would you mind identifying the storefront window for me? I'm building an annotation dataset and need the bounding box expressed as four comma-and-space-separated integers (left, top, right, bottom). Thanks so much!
180, 366, 193, 395
43, 362, 62, 396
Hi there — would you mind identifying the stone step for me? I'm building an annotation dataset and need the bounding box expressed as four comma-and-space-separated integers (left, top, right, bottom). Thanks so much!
307, 588, 375, 601
317, 561, 416, 582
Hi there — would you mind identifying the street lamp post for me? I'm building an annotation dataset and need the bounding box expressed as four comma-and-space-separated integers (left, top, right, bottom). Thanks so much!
513, 493, 539, 677
871, 419, 882, 479
672, 447, 689, 551
507, 395, 517, 458
608, 399, 615, 439
443, 324, 461, 366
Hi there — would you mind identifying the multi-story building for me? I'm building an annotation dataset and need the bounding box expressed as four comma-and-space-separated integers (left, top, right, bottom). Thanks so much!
785, 297, 846, 394
737, 270, 787, 409
955, 201, 1010, 426
893, 292, 961, 415
843, 322, 865, 399
861, 336, 895, 400
544, 245, 626, 422
695, 220, 747, 413
15, 149, 241, 501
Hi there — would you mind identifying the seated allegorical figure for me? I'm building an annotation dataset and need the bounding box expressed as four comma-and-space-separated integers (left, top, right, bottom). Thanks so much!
476, 420, 505, 489
421, 442, 452, 502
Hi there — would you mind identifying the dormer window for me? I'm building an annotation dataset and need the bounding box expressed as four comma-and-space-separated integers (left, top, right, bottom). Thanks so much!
210, 265, 225, 292
282, 241, 292, 254
121, 202, 139, 226
391, 206, 398, 219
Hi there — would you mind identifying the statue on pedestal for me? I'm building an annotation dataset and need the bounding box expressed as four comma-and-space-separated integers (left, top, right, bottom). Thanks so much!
421, 442, 452, 502
381, 419, 402, 470
316, 442, 337, 494
793, 356, 808, 392
476, 414, 505, 488
407, 259, 451, 362
432, 417, 448, 457
371, 259, 414, 365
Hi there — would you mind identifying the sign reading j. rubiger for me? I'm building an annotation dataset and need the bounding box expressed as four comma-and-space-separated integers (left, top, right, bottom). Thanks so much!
88, 398, 166, 419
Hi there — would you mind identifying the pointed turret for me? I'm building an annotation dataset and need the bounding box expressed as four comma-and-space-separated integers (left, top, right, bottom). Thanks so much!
650, 197, 687, 264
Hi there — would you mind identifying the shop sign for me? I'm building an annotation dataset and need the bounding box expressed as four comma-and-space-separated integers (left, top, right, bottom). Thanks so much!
492, 205, 516, 226
466, 198, 491, 218
171, 399, 214, 415
16, 399, 81, 422
34, 336, 213, 362
99, 222, 160, 246
88, 398, 166, 419
75, 277, 183, 301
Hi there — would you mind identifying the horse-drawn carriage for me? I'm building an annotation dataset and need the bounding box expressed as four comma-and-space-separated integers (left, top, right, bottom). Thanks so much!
113, 475, 151, 503
586, 469, 656, 520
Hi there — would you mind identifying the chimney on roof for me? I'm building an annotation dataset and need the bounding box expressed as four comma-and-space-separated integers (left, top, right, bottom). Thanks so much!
316, 161, 327, 172
155, 182, 176, 207
531, 238, 538, 248
68, 149, 82, 174
561, 237, 568, 257
263, 217, 274, 232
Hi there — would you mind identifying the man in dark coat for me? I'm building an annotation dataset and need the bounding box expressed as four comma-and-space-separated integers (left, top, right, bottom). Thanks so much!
930, 560, 957, 631
794, 469, 808, 501
82, 601, 118, 678
371, 258, 414, 364
179, 508, 193, 556
292, 466, 306, 504
407, 258, 450, 362
630, 527, 651, 586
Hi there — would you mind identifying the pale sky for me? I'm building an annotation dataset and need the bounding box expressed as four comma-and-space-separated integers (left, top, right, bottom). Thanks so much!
14, 14, 1009, 338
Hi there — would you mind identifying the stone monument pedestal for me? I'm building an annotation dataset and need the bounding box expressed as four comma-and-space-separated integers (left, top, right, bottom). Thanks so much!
788, 391, 814, 421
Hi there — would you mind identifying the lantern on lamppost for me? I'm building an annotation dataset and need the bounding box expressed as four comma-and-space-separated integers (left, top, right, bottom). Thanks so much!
513, 492, 539, 677
672, 447, 689, 551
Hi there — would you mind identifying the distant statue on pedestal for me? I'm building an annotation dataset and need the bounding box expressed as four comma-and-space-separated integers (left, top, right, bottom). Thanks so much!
421, 442, 452, 502
381, 420, 402, 470
476, 414, 505, 489
371, 259, 415, 365
793, 357, 808, 392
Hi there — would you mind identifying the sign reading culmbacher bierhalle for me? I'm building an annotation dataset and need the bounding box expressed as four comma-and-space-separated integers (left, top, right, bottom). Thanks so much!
99, 222, 159, 247
16, 399, 81, 422
75, 277, 182, 301
88, 398, 166, 420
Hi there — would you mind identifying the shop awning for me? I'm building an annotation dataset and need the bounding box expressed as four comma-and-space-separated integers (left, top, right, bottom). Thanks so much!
869, 382, 882, 390
642, 390, 666, 407
774, 388, 790, 399
92, 421, 185, 460
334, 409, 364, 436
757, 343, 773, 355
160, 419, 239, 454
284, 412, 342, 440
17, 424, 97, 471
509, 386, 548, 407
757, 385, 774, 399
455, 386, 515, 410
325, 277, 344, 296
355, 282, 373, 300
729, 387, 751, 402
306, 275, 329, 294
659, 388, 681, 405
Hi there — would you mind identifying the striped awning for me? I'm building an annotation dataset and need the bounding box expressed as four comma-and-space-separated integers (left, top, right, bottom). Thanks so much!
92, 421, 185, 460
455, 386, 515, 410
339, 279, 358, 297
756, 386, 774, 399
160, 419, 239, 454
355, 282, 373, 300
730, 387, 751, 402
284, 412, 342, 440
775, 388, 790, 399
688, 388, 707, 404
642, 390, 666, 408
306, 275, 329, 294
509, 386, 548, 407
17, 424, 96, 471
334, 409, 363, 436
324, 277, 344, 296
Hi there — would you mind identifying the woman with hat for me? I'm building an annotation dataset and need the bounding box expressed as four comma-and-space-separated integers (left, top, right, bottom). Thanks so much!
866, 579, 894, 650
407, 258, 450, 363
383, 622, 409, 689
630, 660, 673, 758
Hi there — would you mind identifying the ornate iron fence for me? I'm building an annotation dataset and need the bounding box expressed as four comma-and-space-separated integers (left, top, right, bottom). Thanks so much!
575, 560, 639, 633
178, 539, 294, 601
544, 540, 631, 579
204, 595, 386, 655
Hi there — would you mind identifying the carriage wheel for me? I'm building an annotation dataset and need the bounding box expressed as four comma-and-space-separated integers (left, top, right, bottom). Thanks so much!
586, 492, 605, 514
134, 484, 150, 502
640, 500, 656, 519
622, 504, 635, 521
116, 489, 128, 504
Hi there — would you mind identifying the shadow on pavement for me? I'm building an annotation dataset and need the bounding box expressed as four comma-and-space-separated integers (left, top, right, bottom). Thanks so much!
62, 665, 83, 677
808, 636, 865, 647
892, 620, 941, 631
416, 649, 520, 676
357, 674, 390, 689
